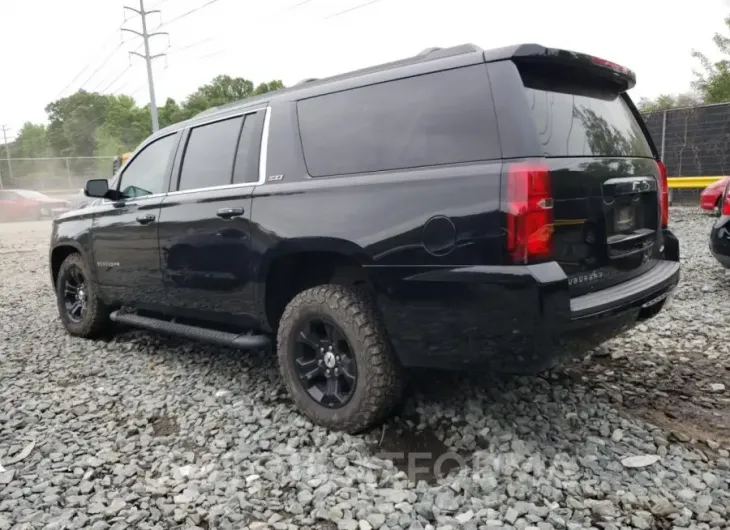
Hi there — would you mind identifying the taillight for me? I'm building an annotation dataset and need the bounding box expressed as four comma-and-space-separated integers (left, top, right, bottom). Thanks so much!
657, 160, 669, 227
506, 162, 553, 263
722, 183, 730, 216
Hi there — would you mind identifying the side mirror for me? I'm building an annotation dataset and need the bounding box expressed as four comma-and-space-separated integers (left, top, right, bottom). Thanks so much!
85, 179, 109, 198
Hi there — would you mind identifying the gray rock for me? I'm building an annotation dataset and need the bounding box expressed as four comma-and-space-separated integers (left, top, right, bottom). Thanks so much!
434, 490, 460, 512
584, 499, 619, 518
630, 511, 653, 530
339, 520, 359, 530
620, 455, 661, 468
368, 513, 387, 528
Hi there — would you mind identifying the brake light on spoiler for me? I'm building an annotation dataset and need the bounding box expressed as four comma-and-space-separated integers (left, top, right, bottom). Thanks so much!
590, 56, 633, 77
510, 45, 637, 91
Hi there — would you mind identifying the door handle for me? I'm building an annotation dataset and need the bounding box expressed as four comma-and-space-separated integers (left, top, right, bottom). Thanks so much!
217, 207, 244, 219
136, 214, 156, 225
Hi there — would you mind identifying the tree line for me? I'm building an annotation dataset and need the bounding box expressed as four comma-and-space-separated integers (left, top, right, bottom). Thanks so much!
638, 15, 730, 112
3, 75, 284, 163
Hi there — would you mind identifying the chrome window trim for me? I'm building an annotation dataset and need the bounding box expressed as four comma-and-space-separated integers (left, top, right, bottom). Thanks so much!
258, 105, 271, 186
102, 105, 271, 204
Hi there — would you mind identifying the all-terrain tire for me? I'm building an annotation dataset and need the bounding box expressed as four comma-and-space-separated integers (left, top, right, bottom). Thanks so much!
277, 284, 403, 433
56, 253, 111, 338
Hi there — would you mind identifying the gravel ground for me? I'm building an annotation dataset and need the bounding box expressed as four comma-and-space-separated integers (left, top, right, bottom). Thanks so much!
1, 209, 729, 530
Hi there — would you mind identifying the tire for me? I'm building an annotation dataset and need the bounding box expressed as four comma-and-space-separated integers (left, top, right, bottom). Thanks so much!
277, 284, 403, 433
56, 253, 110, 338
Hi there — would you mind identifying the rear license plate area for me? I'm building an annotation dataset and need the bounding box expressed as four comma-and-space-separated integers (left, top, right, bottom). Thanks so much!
613, 202, 636, 233
602, 177, 659, 259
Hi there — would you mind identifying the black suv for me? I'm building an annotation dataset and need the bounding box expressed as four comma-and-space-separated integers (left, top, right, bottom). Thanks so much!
50, 43, 680, 433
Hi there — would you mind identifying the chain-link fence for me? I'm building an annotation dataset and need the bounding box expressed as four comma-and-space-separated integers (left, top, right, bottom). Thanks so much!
642, 102, 730, 203
0, 156, 116, 192
642, 102, 730, 177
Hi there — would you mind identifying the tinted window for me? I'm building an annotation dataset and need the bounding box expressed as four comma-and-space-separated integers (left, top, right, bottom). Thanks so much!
119, 134, 178, 198
233, 111, 265, 184
0, 191, 17, 200
179, 116, 243, 191
519, 65, 652, 158
297, 65, 501, 177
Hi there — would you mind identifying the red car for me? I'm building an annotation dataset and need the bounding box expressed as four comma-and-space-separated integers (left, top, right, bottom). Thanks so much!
0, 189, 70, 221
700, 177, 730, 213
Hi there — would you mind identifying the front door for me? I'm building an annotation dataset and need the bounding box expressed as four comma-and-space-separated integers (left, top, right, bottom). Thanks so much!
157, 109, 266, 327
91, 132, 181, 308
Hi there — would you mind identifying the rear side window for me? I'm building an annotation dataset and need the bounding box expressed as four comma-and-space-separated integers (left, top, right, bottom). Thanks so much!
178, 116, 243, 191
518, 63, 652, 158
233, 110, 266, 184
297, 65, 501, 177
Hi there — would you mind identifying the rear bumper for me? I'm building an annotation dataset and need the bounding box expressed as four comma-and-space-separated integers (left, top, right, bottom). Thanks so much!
377, 229, 680, 372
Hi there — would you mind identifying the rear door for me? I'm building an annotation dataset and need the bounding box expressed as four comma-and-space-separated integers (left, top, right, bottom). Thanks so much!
157, 108, 266, 328
489, 58, 662, 296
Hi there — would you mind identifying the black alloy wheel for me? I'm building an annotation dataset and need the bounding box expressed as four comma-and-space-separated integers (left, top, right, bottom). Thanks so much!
63, 265, 88, 323
292, 317, 357, 408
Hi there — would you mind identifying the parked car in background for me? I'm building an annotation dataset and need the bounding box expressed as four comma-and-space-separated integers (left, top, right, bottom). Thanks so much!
0, 189, 70, 221
700, 177, 730, 214
710, 180, 730, 267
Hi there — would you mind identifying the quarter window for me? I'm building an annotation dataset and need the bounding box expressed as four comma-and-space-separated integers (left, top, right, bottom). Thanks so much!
233, 111, 266, 184
296, 65, 501, 177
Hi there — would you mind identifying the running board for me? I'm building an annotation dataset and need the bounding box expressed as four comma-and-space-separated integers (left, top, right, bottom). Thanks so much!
109, 311, 270, 350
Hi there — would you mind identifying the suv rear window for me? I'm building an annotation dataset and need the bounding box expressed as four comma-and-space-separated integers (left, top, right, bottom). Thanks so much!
519, 64, 652, 158
297, 65, 501, 177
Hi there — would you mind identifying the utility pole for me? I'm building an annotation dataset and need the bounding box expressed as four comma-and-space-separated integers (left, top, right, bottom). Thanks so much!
122, 0, 168, 132
1, 125, 12, 186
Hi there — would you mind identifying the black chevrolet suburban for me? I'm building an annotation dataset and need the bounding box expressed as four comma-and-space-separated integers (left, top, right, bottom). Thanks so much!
50, 43, 680, 433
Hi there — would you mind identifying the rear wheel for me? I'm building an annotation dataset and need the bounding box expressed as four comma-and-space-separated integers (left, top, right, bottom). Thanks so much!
277, 284, 402, 433
56, 253, 110, 338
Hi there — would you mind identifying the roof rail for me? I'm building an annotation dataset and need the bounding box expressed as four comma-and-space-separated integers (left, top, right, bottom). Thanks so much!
295, 77, 320, 86
416, 47, 442, 57
417, 43, 482, 61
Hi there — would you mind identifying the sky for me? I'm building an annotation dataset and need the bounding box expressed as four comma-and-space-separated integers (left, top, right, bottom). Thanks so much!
1, 0, 729, 139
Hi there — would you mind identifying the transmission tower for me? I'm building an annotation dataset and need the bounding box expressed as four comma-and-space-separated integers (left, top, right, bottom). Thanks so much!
122, 0, 168, 132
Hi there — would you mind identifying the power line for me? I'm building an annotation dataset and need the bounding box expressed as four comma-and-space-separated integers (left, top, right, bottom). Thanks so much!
53, 29, 125, 99
324, 0, 384, 19
77, 42, 128, 92
167, 36, 214, 55
98, 66, 134, 94
158, 0, 224, 27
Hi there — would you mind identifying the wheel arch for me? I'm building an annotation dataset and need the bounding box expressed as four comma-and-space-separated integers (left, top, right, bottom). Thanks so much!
258, 238, 379, 332
50, 242, 87, 288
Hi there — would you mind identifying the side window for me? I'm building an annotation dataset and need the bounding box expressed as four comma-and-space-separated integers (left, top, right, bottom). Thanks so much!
0, 191, 14, 200
233, 111, 266, 184
178, 116, 243, 191
297, 65, 501, 177
119, 133, 179, 199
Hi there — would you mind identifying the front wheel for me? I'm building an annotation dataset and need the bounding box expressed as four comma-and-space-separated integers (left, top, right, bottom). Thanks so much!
277, 284, 403, 433
56, 253, 110, 338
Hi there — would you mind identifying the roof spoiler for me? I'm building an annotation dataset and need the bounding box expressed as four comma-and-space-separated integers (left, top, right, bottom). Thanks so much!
493, 44, 637, 92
